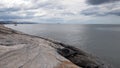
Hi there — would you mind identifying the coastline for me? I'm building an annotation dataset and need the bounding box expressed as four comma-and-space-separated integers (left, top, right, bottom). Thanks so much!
0, 25, 112, 68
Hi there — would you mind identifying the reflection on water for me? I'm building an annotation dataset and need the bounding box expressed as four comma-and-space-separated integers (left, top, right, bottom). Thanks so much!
5, 24, 120, 68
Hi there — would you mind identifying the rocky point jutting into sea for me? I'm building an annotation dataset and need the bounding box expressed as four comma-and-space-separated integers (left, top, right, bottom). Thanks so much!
0, 24, 112, 68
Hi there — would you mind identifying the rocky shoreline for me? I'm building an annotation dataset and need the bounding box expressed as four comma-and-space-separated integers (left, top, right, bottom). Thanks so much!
0, 25, 112, 68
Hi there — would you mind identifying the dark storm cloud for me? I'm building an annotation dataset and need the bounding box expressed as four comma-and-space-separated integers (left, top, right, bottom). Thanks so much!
86, 0, 120, 5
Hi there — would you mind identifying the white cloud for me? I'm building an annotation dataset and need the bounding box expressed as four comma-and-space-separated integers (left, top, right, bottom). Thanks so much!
0, 0, 88, 22
0, 0, 33, 9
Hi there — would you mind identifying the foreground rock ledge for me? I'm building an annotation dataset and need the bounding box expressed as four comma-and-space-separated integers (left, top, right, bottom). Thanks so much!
0, 25, 112, 68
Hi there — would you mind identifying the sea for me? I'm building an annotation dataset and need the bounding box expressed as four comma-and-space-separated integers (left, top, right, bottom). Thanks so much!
5, 24, 120, 68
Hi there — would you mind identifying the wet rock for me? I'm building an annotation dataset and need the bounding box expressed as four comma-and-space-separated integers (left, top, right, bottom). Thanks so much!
57, 47, 112, 68
57, 48, 77, 58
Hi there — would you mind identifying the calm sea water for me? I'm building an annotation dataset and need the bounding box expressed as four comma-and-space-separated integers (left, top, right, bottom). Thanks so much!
5, 24, 120, 68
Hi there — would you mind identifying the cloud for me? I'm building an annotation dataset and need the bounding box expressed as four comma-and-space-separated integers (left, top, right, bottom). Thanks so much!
34, 18, 64, 23
81, 7, 99, 15
0, 8, 19, 12
0, 0, 90, 22
81, 7, 109, 16
108, 9, 120, 16
0, 0, 120, 24
86, 0, 120, 5
81, 2, 120, 16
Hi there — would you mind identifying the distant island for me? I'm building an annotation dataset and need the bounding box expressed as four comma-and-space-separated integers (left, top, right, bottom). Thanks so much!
0, 21, 38, 24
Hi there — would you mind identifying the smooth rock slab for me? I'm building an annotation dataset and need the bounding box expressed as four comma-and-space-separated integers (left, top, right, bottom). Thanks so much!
0, 25, 80, 68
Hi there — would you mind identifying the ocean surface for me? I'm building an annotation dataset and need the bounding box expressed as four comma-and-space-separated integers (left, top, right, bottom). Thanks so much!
5, 24, 120, 68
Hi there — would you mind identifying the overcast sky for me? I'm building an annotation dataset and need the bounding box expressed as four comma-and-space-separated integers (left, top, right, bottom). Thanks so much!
0, 0, 120, 24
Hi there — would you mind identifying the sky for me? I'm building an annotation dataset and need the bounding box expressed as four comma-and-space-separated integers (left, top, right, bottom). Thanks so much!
0, 0, 120, 24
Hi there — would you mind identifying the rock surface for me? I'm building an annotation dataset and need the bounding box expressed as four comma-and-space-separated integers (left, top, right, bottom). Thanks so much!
0, 25, 112, 68
0, 25, 80, 68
